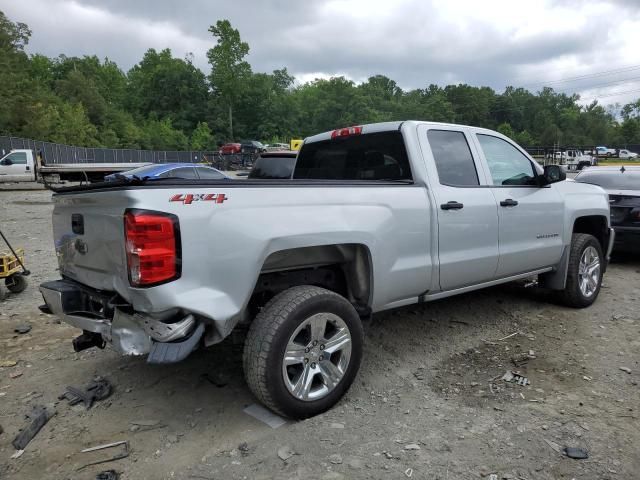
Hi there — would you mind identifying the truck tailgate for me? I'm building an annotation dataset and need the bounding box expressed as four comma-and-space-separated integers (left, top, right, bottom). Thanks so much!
53, 190, 131, 292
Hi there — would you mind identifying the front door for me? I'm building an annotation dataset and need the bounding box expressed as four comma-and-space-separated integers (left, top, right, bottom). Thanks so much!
419, 127, 499, 291
0, 151, 31, 182
473, 134, 565, 277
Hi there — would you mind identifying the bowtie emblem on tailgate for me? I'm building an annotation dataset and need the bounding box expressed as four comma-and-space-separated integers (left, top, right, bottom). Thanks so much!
169, 193, 228, 205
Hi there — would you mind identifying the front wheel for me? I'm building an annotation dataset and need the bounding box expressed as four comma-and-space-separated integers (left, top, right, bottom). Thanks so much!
243, 285, 363, 419
559, 233, 603, 308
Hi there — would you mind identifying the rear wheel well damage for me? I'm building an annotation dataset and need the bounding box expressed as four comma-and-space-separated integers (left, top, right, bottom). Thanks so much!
539, 215, 610, 290
247, 244, 372, 320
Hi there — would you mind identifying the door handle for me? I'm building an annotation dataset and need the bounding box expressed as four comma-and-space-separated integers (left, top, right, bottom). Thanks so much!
500, 198, 519, 207
441, 201, 464, 210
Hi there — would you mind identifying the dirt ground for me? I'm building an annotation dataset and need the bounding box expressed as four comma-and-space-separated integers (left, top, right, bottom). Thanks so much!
0, 186, 639, 480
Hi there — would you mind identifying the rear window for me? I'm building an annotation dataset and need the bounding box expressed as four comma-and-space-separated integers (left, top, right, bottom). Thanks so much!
575, 170, 640, 190
249, 156, 297, 179
293, 131, 412, 180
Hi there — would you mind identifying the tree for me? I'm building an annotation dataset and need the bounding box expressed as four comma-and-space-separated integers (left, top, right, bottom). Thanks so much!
207, 20, 251, 140
127, 49, 208, 133
190, 121, 214, 150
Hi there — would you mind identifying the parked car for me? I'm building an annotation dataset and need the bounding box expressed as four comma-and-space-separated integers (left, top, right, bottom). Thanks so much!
594, 146, 617, 157
219, 143, 241, 155
241, 140, 266, 155
618, 149, 638, 160
264, 143, 290, 152
248, 151, 297, 179
547, 149, 596, 170
40, 121, 613, 419
104, 163, 229, 182
575, 166, 640, 252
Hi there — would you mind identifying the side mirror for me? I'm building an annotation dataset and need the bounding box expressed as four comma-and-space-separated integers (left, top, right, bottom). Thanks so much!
542, 164, 566, 185
0, 159, 12, 166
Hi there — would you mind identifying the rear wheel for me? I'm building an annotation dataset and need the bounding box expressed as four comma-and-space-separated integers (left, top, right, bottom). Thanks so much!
559, 233, 603, 308
0, 285, 5, 302
5, 275, 27, 294
243, 285, 363, 419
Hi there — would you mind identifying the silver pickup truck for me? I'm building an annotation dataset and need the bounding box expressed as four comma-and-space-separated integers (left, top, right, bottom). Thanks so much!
40, 121, 614, 418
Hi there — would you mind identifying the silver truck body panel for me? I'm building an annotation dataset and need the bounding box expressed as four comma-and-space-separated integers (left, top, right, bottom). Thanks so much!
43, 121, 613, 354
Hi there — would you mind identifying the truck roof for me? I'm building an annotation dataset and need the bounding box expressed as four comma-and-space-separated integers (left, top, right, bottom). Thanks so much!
304, 120, 491, 144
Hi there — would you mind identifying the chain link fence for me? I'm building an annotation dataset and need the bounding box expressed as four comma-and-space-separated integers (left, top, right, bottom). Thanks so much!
0, 136, 254, 170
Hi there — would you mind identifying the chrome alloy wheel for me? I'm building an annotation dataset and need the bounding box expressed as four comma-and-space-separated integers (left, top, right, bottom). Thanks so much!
282, 312, 352, 401
578, 245, 601, 297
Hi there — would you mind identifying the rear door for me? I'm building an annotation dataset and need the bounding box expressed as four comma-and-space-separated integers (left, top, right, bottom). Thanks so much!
473, 133, 564, 276
418, 126, 499, 290
0, 151, 33, 182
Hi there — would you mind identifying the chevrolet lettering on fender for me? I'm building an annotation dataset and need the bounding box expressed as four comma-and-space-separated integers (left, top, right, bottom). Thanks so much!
40, 121, 614, 420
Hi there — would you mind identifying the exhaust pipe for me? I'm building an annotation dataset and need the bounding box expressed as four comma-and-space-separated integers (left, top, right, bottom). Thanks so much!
72, 331, 106, 352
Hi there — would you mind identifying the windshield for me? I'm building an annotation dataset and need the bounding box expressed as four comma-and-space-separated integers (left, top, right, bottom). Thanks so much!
575, 170, 640, 190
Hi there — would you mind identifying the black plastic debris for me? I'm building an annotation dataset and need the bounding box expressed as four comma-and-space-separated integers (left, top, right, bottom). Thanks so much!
12, 405, 55, 450
14, 324, 32, 334
564, 447, 589, 459
59, 376, 112, 410
96, 470, 119, 480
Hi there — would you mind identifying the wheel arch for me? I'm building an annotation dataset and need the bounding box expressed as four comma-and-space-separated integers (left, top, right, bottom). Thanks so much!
249, 243, 373, 316
540, 214, 610, 290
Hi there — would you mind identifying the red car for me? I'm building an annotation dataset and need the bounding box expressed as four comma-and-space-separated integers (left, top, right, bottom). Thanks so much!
219, 143, 241, 154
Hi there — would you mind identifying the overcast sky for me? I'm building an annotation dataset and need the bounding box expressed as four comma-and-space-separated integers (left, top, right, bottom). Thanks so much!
5, 0, 640, 105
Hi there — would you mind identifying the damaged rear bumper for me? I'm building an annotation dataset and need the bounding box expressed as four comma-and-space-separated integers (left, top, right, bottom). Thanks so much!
39, 279, 204, 363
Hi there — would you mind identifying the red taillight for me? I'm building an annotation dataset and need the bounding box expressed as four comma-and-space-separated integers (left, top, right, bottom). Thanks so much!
331, 126, 363, 139
124, 210, 180, 287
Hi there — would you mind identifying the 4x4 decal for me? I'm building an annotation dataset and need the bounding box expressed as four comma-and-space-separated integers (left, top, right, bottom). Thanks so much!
169, 193, 228, 205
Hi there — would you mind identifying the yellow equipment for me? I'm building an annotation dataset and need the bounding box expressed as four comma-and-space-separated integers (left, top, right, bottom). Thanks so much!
290, 139, 304, 151
0, 231, 29, 301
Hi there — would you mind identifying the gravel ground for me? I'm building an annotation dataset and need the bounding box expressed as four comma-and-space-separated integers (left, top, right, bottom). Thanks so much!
0, 187, 639, 480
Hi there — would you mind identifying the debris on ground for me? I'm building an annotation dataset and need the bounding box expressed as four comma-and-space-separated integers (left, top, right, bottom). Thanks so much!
95, 470, 119, 480
404, 443, 421, 450
10, 449, 24, 459
58, 376, 112, 410
9, 371, 23, 379
543, 438, 563, 454
78, 441, 130, 470
619, 367, 632, 374
502, 371, 530, 386
564, 447, 589, 459
404, 467, 414, 478
13, 324, 31, 334
277, 445, 296, 461
129, 419, 164, 431
329, 453, 343, 464
238, 442, 250, 456
244, 403, 287, 429
0, 360, 17, 367
12, 405, 55, 450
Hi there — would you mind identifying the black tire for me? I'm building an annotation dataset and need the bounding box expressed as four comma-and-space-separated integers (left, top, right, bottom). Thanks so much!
243, 285, 364, 419
5, 275, 28, 294
0, 285, 5, 302
559, 233, 604, 308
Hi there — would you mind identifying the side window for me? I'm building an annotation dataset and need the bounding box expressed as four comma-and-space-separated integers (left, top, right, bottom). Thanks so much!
477, 135, 537, 186
196, 167, 226, 180
427, 130, 479, 186
6, 152, 27, 164
166, 167, 198, 179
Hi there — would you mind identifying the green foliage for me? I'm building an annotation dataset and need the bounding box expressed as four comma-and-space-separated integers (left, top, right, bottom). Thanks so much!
1, 10, 639, 151
207, 20, 251, 139
190, 121, 214, 150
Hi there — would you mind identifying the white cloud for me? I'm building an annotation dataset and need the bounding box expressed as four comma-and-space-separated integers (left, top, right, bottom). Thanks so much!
4, 0, 640, 104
